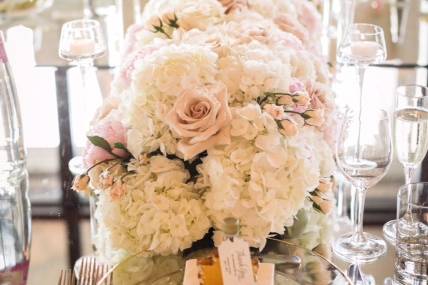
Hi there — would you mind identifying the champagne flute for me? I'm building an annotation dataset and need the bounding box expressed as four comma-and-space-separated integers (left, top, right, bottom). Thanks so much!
334, 109, 392, 262
337, 23, 386, 161
383, 85, 428, 243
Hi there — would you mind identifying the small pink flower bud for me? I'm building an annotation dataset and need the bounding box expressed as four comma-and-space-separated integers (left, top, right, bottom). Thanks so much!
317, 178, 333, 193
280, 119, 298, 137
293, 94, 310, 106
146, 16, 163, 32
304, 109, 324, 127
277, 95, 293, 106
72, 175, 90, 194
311, 195, 333, 215
111, 181, 127, 201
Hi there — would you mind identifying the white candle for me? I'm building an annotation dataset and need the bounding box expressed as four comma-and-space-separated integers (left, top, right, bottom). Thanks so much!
351, 41, 380, 60
68, 38, 96, 56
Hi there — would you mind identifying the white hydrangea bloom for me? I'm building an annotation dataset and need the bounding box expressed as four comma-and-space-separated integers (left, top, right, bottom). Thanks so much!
142, 0, 225, 32
196, 103, 325, 248
96, 156, 211, 257
133, 44, 218, 97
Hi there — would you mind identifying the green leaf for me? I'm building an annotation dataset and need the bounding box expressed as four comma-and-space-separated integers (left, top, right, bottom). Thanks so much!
114, 142, 131, 155
87, 136, 112, 152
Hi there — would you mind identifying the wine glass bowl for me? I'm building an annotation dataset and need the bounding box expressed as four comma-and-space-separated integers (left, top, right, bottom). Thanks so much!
383, 85, 428, 244
334, 109, 392, 263
394, 85, 428, 169
336, 109, 392, 189
337, 23, 387, 66
59, 19, 106, 62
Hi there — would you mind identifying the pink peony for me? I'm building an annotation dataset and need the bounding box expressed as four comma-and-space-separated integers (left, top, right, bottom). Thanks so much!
84, 113, 128, 168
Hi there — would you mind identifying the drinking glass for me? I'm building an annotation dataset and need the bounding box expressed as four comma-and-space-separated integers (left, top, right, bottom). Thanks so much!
394, 183, 428, 284
383, 85, 428, 243
334, 109, 392, 262
59, 19, 106, 175
337, 23, 387, 165
389, 0, 411, 44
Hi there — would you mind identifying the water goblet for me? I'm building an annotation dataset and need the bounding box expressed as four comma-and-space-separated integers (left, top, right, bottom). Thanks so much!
334, 109, 392, 262
383, 85, 428, 244
59, 19, 106, 175
394, 183, 428, 285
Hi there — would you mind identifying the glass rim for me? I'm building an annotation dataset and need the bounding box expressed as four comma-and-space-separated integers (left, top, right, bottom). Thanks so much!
396, 84, 428, 98
62, 19, 101, 30
350, 23, 384, 35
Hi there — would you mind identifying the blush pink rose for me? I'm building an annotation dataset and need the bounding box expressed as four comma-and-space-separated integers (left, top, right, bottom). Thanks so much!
166, 84, 232, 160
84, 114, 128, 168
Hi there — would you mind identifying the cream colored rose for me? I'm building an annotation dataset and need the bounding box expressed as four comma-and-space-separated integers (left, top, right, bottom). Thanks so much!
166, 84, 232, 159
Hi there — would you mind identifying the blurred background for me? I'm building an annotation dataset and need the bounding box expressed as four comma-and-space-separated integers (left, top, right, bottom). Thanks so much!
0, 0, 427, 283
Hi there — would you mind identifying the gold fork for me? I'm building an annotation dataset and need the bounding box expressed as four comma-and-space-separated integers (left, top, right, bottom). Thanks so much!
95, 263, 113, 285
78, 256, 97, 285
58, 269, 75, 285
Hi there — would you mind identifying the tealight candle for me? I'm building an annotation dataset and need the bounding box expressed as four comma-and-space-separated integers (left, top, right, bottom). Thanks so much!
351, 41, 380, 59
68, 38, 96, 56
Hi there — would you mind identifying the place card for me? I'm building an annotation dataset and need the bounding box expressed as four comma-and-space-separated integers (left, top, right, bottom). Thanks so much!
218, 238, 256, 285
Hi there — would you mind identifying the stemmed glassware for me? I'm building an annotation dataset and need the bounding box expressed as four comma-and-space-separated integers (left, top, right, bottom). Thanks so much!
383, 85, 428, 243
58, 19, 106, 275
334, 109, 393, 262
59, 19, 106, 176
394, 183, 428, 284
337, 23, 387, 162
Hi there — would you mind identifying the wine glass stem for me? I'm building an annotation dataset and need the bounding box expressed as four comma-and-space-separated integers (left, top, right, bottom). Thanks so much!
356, 66, 366, 159
404, 165, 415, 184
77, 59, 95, 91
352, 186, 367, 243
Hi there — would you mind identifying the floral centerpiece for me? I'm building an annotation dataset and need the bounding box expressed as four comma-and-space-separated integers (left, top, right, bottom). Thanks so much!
73, 0, 336, 266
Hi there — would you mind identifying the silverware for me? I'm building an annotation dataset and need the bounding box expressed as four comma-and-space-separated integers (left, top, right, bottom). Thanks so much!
58, 269, 75, 285
95, 263, 113, 285
78, 256, 97, 285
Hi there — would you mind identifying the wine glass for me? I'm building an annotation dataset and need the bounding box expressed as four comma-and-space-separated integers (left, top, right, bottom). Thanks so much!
337, 24, 386, 162
59, 19, 106, 176
383, 85, 428, 243
334, 109, 392, 262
